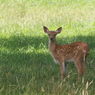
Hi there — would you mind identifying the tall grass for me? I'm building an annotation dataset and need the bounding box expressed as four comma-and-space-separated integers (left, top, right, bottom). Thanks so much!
0, 0, 95, 95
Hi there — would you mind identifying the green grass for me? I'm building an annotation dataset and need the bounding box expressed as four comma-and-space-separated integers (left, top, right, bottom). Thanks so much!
0, 0, 95, 95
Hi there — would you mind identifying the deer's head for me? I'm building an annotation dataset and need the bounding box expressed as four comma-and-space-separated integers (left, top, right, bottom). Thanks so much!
43, 26, 62, 41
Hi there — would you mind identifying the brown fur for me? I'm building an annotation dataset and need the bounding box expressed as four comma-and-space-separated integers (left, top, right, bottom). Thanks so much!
43, 26, 89, 79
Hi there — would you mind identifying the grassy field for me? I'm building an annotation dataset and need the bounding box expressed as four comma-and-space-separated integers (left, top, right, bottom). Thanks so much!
0, 0, 95, 95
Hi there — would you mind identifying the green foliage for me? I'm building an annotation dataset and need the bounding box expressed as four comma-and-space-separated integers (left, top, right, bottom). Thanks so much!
0, 0, 95, 95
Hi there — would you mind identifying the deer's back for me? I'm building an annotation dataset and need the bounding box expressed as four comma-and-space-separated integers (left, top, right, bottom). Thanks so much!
52, 42, 89, 62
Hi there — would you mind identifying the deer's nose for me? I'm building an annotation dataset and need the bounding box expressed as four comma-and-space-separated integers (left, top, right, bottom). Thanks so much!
50, 38, 53, 40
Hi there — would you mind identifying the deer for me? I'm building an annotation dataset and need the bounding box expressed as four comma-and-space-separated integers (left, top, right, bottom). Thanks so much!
43, 26, 89, 79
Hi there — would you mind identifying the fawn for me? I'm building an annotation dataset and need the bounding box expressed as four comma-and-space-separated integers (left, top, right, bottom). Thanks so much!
43, 26, 89, 79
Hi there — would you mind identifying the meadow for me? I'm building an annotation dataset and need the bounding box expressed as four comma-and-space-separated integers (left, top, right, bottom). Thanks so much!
0, 0, 95, 95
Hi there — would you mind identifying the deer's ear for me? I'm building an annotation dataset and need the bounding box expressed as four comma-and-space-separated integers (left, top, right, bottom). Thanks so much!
43, 26, 49, 33
56, 27, 62, 33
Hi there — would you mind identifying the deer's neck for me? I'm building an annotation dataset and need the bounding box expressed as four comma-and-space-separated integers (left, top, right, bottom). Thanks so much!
48, 39, 56, 51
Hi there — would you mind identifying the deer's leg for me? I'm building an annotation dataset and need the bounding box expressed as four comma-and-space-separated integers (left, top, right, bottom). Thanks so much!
75, 59, 85, 80
60, 62, 66, 79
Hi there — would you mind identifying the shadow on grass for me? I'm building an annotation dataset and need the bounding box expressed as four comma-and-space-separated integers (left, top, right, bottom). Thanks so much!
0, 34, 95, 64
0, 34, 94, 49
0, 34, 95, 78
0, 34, 95, 95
